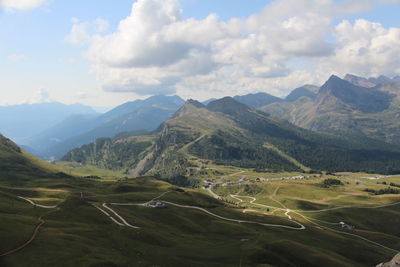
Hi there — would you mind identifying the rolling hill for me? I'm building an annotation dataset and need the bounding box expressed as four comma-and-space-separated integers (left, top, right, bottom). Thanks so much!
0, 134, 64, 183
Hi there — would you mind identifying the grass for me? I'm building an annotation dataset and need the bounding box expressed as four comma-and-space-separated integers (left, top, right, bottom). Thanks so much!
56, 161, 127, 180
1, 160, 400, 266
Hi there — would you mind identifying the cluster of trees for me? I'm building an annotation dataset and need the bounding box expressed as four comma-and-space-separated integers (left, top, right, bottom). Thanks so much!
270, 136, 400, 175
322, 178, 343, 187
377, 181, 400, 188
62, 137, 153, 171
364, 188, 400, 195
189, 130, 300, 171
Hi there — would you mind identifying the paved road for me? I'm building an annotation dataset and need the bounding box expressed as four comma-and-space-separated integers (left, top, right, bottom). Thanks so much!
102, 203, 139, 229
162, 201, 305, 230
18, 196, 57, 209
229, 193, 400, 253
105, 191, 305, 230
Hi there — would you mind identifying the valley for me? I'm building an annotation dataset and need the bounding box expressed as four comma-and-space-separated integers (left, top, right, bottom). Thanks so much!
2, 75, 400, 266
1, 165, 400, 266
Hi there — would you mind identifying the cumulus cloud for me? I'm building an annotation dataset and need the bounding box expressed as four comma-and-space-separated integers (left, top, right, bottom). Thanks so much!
316, 19, 400, 77
0, 0, 50, 10
70, 0, 399, 99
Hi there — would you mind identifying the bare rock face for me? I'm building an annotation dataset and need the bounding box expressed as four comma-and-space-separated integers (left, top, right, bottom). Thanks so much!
376, 253, 400, 267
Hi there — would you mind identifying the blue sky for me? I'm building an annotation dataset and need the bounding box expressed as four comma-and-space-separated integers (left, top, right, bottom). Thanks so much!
1, 0, 399, 107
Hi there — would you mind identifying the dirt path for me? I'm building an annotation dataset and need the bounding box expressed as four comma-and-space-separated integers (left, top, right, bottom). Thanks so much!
0, 217, 45, 257
1, 197, 59, 258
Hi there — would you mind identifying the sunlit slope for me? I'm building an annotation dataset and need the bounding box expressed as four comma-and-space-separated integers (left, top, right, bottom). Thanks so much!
0, 134, 61, 182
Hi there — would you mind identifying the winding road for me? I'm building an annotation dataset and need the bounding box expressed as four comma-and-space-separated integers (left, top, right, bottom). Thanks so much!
226, 192, 400, 253
100, 191, 305, 231
18, 196, 57, 209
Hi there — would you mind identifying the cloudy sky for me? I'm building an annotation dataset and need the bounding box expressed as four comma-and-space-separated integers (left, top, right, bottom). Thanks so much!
1, 0, 400, 107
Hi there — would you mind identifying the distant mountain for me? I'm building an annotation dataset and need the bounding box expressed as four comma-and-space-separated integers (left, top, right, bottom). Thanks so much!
233, 92, 282, 108
343, 74, 376, 88
0, 102, 97, 144
65, 97, 400, 185
261, 74, 400, 146
285, 85, 319, 102
37, 95, 185, 159
27, 113, 99, 154
202, 98, 217, 105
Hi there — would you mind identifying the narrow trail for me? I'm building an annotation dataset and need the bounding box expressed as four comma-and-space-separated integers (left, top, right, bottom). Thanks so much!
228, 170, 246, 177
206, 185, 221, 199
0, 217, 45, 257
1, 197, 59, 258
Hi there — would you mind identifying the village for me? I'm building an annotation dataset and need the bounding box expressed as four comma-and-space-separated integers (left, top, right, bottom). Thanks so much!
203, 173, 323, 189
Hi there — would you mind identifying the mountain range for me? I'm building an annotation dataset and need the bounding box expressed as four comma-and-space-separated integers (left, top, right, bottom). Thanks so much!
261, 74, 400, 146
3, 73, 400, 164
3, 93, 287, 160
24, 95, 185, 159
64, 96, 400, 185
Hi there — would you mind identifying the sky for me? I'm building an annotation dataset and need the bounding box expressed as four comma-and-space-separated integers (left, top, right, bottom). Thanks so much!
0, 0, 400, 108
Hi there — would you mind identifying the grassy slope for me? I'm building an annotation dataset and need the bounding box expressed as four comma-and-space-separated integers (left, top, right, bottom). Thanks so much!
0, 174, 399, 266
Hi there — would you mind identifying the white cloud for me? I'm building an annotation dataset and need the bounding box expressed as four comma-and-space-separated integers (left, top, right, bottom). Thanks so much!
95, 18, 109, 33
24, 89, 52, 104
66, 19, 90, 45
0, 0, 51, 10
7, 54, 26, 62
71, 0, 399, 99
316, 19, 400, 78
66, 17, 109, 46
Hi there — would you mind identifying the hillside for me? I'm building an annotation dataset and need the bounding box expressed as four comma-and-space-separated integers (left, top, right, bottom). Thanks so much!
261, 75, 400, 146
285, 85, 319, 102
64, 98, 400, 186
62, 134, 156, 173
0, 134, 62, 182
